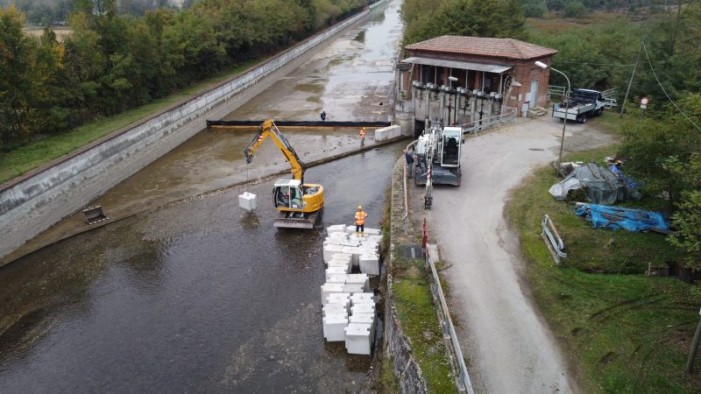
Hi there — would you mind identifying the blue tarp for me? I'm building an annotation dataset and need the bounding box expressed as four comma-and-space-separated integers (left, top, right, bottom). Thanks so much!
575, 203, 670, 233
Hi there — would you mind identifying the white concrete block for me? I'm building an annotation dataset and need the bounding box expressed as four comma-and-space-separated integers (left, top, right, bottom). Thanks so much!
323, 302, 348, 317
323, 244, 345, 263
343, 284, 365, 294
330, 252, 353, 262
327, 259, 351, 273
326, 273, 348, 284
351, 303, 376, 315
341, 246, 360, 267
320, 283, 345, 304
359, 253, 380, 276
325, 266, 348, 281
326, 293, 351, 310
346, 274, 370, 291
350, 292, 375, 306
349, 314, 375, 337
344, 323, 373, 355
327, 224, 347, 233
238, 192, 257, 212
323, 315, 348, 342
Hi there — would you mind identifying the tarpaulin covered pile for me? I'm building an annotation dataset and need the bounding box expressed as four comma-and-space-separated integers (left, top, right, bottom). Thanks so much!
549, 162, 638, 204
575, 203, 670, 233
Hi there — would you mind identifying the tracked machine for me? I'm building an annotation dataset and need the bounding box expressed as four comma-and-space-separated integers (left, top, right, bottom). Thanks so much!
243, 119, 324, 229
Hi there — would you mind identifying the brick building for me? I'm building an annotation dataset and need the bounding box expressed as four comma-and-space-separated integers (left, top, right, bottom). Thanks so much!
396, 35, 557, 132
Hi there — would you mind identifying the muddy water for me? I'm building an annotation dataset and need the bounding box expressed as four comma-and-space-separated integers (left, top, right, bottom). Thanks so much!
0, 0, 405, 392
0, 146, 403, 392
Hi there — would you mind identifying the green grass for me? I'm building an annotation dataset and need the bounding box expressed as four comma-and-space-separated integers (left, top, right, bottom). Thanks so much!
0, 61, 258, 184
508, 145, 701, 392
393, 273, 456, 393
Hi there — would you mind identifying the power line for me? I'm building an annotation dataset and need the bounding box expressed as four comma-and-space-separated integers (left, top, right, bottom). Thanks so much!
642, 41, 701, 132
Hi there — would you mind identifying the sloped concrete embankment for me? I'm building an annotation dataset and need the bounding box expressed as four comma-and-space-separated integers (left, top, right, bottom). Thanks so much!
0, 10, 369, 265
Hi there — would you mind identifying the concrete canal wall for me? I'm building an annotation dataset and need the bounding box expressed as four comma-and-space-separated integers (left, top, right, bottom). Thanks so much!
0, 10, 369, 264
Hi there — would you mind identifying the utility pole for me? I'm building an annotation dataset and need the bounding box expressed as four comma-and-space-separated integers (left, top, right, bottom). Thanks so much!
620, 40, 644, 119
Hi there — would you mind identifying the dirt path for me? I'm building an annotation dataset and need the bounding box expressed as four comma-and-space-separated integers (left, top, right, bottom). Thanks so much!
426, 116, 617, 393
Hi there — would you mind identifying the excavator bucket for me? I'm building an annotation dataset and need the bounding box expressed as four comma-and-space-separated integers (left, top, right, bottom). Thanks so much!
82, 205, 109, 225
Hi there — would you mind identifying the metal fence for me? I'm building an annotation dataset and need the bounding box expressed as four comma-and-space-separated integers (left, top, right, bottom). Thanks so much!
460, 107, 518, 134
541, 214, 567, 264
425, 243, 474, 394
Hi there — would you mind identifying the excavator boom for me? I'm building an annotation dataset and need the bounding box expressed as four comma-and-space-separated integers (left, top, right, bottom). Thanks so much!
243, 119, 306, 182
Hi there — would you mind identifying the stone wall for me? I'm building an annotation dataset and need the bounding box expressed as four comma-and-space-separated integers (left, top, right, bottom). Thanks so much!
0, 10, 368, 263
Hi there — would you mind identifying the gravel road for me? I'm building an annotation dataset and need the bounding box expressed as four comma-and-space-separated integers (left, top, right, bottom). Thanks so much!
426, 116, 617, 393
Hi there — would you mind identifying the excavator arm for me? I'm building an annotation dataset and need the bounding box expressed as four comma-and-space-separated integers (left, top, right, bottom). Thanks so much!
243, 119, 306, 182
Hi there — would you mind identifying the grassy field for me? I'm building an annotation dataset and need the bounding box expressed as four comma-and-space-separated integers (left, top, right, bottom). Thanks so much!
0, 62, 256, 185
508, 114, 701, 392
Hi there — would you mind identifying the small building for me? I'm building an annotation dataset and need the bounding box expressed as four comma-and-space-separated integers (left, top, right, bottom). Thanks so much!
395, 35, 557, 134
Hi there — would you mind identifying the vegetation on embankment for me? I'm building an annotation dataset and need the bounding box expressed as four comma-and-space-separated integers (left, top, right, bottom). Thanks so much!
508, 113, 701, 393
0, 67, 251, 184
380, 165, 456, 393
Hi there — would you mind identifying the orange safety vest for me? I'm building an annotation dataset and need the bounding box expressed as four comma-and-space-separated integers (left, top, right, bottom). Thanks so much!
355, 211, 367, 225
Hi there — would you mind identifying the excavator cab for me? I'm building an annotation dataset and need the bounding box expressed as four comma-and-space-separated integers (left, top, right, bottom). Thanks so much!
273, 179, 305, 210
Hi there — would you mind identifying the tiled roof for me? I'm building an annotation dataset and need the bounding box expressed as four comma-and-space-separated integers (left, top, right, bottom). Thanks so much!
405, 36, 557, 60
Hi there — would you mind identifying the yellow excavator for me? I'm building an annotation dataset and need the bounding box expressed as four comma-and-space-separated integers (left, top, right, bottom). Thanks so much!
244, 119, 324, 229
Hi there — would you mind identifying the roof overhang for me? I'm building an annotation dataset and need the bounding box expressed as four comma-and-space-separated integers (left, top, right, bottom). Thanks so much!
402, 56, 512, 74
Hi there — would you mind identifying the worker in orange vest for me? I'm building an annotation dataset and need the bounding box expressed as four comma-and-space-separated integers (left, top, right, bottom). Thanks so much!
359, 127, 366, 146
355, 205, 368, 235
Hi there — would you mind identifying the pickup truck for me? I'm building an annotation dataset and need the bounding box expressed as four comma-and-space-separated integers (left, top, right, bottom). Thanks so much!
552, 88, 606, 123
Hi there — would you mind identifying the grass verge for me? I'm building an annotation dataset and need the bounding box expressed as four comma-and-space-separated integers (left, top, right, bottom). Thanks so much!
381, 164, 457, 393
0, 61, 257, 184
507, 129, 701, 392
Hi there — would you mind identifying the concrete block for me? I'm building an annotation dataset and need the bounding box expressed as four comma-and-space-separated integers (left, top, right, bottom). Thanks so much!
238, 192, 257, 212
346, 274, 370, 291
325, 266, 348, 281
344, 323, 373, 355
359, 253, 380, 276
326, 273, 348, 284
327, 259, 351, 273
330, 252, 353, 262
343, 284, 365, 294
341, 246, 360, 267
350, 314, 376, 337
326, 293, 351, 310
320, 283, 345, 304
323, 244, 345, 263
350, 292, 375, 306
327, 224, 347, 233
323, 315, 348, 342
351, 303, 376, 315
323, 302, 348, 317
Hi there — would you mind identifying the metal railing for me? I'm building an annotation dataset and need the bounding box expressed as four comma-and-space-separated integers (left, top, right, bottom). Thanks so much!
541, 214, 567, 263
460, 107, 517, 135
426, 243, 474, 394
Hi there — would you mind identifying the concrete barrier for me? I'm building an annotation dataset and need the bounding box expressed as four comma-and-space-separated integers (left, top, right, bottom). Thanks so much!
0, 10, 369, 264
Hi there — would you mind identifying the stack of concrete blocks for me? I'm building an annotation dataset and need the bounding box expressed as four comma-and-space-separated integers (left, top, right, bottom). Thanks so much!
320, 224, 381, 355
374, 125, 401, 142
238, 192, 257, 212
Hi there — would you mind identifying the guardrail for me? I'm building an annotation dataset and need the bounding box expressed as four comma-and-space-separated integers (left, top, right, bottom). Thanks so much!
426, 242, 474, 394
541, 214, 567, 263
460, 107, 517, 134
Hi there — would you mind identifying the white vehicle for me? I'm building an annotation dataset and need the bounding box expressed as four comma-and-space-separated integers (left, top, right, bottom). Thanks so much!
552, 88, 606, 123
414, 123, 462, 187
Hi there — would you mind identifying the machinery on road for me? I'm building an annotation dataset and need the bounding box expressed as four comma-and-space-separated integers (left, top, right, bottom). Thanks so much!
243, 119, 324, 229
552, 88, 606, 123
414, 122, 462, 187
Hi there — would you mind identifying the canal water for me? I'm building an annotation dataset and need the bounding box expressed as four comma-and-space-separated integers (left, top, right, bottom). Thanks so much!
0, 0, 405, 392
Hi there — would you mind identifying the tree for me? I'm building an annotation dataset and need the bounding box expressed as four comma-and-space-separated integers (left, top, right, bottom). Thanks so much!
666, 153, 701, 270
0, 6, 36, 149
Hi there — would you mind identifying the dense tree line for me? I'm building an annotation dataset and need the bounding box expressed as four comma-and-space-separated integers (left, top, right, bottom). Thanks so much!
0, 0, 366, 151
